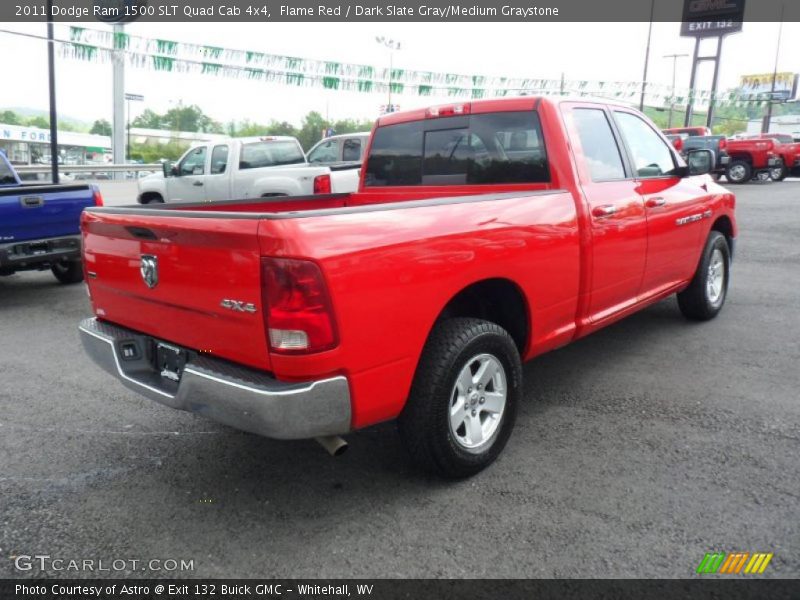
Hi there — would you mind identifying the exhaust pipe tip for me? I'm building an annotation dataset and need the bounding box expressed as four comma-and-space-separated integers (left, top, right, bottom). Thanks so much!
315, 435, 348, 457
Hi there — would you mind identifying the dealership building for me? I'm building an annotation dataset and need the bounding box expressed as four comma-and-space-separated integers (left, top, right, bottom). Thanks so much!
1, 123, 228, 166
0, 123, 111, 166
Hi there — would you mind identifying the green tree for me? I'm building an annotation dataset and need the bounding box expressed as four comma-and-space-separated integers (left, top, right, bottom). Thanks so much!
297, 111, 328, 151
132, 109, 163, 129
0, 110, 22, 125
26, 116, 50, 129
90, 119, 112, 136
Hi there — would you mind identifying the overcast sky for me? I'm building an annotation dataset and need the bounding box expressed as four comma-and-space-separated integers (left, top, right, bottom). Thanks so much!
1, 21, 798, 126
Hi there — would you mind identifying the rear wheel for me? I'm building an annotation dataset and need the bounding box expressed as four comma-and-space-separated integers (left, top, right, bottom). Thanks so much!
399, 318, 521, 478
725, 160, 751, 184
769, 165, 788, 181
51, 260, 84, 284
677, 231, 730, 321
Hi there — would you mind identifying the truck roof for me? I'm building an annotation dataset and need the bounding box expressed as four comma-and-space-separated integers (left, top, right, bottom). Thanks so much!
376, 95, 640, 127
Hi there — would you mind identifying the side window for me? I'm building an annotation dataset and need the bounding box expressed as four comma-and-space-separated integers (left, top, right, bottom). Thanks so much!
210, 145, 229, 175
308, 139, 340, 163
0, 157, 16, 184
614, 112, 676, 178
342, 138, 362, 162
572, 108, 626, 181
179, 147, 207, 176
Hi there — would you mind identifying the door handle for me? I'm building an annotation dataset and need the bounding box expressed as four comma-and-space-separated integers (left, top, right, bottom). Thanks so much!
592, 205, 617, 218
646, 197, 666, 208
193, 181, 204, 187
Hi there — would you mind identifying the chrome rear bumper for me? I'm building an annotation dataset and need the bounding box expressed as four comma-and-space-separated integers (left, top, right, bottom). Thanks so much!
78, 318, 351, 439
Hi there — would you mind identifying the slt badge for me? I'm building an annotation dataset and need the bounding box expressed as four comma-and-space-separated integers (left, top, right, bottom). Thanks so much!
140, 254, 158, 289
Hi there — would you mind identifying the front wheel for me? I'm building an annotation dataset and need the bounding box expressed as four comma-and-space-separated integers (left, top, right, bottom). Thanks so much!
51, 260, 84, 284
725, 160, 752, 184
677, 231, 730, 321
399, 318, 521, 478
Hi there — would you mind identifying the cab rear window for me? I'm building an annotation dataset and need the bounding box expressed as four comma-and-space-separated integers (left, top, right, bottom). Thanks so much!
239, 141, 305, 170
364, 111, 549, 187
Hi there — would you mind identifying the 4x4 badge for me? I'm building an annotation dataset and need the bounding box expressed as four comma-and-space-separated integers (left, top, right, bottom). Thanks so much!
140, 255, 158, 289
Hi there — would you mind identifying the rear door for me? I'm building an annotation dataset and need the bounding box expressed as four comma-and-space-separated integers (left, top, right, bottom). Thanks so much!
166, 146, 208, 203
564, 104, 647, 323
0, 184, 95, 243
204, 143, 231, 201
611, 108, 710, 295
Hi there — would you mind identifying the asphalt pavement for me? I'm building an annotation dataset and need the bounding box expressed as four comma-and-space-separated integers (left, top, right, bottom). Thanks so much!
1, 182, 798, 579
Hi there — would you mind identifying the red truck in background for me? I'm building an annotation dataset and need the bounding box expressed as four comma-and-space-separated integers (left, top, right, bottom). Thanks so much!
79, 97, 736, 478
724, 138, 783, 183
746, 133, 800, 181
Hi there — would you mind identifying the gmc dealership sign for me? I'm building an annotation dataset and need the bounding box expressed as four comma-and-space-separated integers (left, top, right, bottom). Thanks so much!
681, 0, 746, 37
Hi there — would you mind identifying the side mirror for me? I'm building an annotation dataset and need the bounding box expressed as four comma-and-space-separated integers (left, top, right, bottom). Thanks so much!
686, 149, 714, 176
162, 162, 174, 177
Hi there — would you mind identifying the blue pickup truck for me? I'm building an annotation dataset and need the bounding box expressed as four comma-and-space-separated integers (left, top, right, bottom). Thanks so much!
0, 153, 102, 284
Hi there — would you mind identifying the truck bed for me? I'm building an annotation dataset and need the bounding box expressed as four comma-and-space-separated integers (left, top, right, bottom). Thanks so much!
82, 187, 581, 430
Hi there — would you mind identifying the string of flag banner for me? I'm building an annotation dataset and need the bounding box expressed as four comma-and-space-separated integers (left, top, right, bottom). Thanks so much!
59, 26, 767, 108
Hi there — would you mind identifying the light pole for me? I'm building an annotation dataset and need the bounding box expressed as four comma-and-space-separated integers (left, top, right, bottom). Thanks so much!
664, 53, 688, 128
124, 93, 144, 162
375, 37, 402, 113
762, 2, 785, 134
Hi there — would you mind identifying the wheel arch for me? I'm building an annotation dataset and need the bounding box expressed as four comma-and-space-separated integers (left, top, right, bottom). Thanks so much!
138, 191, 164, 204
433, 277, 531, 356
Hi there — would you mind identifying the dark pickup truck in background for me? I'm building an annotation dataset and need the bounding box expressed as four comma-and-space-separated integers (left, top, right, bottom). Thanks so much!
0, 153, 103, 284
681, 135, 730, 180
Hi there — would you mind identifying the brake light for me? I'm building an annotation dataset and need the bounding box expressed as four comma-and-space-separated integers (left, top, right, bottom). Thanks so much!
719, 138, 727, 151
426, 104, 471, 118
313, 173, 332, 194
93, 188, 104, 206
260, 257, 338, 354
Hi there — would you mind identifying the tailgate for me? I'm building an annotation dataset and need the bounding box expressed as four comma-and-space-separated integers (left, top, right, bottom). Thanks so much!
82, 209, 271, 371
0, 184, 95, 243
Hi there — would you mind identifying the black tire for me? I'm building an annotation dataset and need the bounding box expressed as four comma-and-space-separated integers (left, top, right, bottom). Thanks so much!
725, 160, 752, 185
51, 260, 84, 284
769, 165, 788, 181
677, 231, 730, 321
398, 318, 522, 478
140, 194, 164, 205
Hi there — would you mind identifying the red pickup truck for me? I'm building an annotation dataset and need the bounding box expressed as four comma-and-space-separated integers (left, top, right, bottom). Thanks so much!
724, 138, 783, 183
79, 97, 736, 478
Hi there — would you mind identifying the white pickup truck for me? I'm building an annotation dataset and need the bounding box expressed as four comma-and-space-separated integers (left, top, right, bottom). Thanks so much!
137, 136, 361, 204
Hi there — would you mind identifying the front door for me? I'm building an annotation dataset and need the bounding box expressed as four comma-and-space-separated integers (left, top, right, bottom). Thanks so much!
167, 145, 208, 202
564, 104, 648, 324
611, 109, 711, 296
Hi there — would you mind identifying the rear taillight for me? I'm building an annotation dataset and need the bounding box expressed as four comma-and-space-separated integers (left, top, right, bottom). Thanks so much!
719, 138, 727, 151
93, 188, 104, 206
313, 174, 332, 194
260, 257, 338, 354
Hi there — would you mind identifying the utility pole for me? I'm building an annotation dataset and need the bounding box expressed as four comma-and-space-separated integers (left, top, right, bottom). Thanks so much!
762, 3, 785, 134
664, 53, 688, 128
45, 0, 59, 183
639, 0, 655, 111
